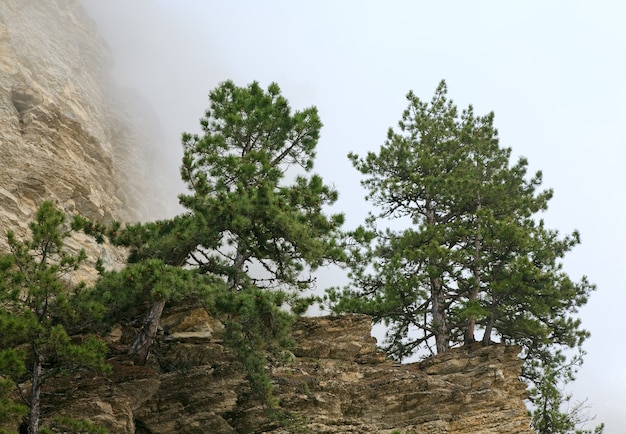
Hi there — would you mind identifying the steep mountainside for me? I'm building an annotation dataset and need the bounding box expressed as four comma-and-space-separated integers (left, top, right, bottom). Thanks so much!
0, 0, 172, 258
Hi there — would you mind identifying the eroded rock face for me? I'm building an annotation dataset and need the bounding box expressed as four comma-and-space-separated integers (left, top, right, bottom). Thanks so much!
272, 316, 532, 434
0, 2, 173, 240
0, 0, 177, 280
1, 0, 119, 226
34, 312, 532, 434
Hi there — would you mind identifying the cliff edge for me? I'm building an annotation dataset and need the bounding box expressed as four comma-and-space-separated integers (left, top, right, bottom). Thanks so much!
0, 2, 533, 432
36, 310, 532, 434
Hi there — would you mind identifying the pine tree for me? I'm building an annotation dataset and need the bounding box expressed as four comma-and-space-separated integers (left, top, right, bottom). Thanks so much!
529, 354, 605, 434
326, 81, 598, 431
0, 202, 108, 434
179, 80, 345, 292
327, 82, 468, 356
84, 81, 344, 410
175, 80, 344, 404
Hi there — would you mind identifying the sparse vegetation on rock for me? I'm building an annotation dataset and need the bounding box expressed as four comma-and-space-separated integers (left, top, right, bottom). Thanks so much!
0, 1, 603, 432
0, 202, 109, 434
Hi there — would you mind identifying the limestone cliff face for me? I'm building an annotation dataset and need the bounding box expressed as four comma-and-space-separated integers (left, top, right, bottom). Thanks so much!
0, 0, 173, 266
36, 311, 532, 434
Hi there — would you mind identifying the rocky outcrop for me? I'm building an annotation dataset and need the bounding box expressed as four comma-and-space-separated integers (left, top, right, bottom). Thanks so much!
1, 0, 117, 225
0, 0, 177, 280
278, 316, 532, 433
0, 2, 534, 432
33, 311, 532, 434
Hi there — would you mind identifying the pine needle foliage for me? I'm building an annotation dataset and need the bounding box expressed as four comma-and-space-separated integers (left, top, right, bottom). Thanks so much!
325, 81, 600, 433
80, 81, 345, 419
0, 202, 108, 434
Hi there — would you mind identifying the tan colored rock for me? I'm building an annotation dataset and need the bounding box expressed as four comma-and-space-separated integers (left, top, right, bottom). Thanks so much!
293, 314, 387, 363
161, 305, 226, 343
24, 312, 532, 434
43, 362, 161, 434
0, 0, 177, 282
0, 0, 119, 227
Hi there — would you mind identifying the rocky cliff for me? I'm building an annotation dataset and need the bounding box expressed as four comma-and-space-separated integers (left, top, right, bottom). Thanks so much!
0, 0, 174, 276
0, 2, 534, 433
30, 311, 532, 433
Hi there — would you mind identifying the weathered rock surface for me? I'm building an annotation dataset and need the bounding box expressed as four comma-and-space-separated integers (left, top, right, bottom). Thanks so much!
30, 311, 532, 434
0, 0, 176, 281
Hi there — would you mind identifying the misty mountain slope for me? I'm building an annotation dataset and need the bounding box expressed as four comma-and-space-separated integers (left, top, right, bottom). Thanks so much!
0, 0, 177, 255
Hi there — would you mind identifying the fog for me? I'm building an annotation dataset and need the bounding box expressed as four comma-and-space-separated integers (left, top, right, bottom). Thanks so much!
82, 0, 230, 215
81, 2, 626, 431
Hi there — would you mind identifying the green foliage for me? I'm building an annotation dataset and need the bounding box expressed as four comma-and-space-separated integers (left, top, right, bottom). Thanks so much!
91, 258, 223, 325
0, 376, 27, 427
109, 214, 218, 267
92, 261, 297, 410
0, 202, 108, 433
172, 82, 345, 409
529, 354, 604, 434
172, 80, 344, 409
179, 80, 345, 292
325, 81, 598, 431
76, 81, 345, 420
212, 287, 296, 408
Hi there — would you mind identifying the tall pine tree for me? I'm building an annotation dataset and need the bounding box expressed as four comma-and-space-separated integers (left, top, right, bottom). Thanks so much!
179, 80, 345, 292
84, 81, 345, 412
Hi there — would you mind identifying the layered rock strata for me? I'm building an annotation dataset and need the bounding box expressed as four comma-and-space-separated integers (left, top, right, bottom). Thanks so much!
0, 0, 175, 279
0, 2, 170, 236
32, 311, 532, 434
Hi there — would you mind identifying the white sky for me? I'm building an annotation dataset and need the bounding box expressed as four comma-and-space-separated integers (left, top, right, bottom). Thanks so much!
81, 1, 626, 431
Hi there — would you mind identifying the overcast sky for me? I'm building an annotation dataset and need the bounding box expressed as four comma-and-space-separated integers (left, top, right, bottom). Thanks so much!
81, 1, 626, 431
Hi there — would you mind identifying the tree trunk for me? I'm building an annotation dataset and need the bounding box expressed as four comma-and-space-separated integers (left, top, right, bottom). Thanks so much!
465, 257, 481, 344
431, 276, 449, 353
426, 201, 449, 354
227, 249, 248, 291
465, 190, 482, 345
465, 312, 476, 344
128, 299, 166, 365
29, 357, 43, 434
482, 312, 494, 346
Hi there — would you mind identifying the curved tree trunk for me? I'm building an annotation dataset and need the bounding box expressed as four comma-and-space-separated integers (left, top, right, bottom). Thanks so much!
128, 299, 166, 365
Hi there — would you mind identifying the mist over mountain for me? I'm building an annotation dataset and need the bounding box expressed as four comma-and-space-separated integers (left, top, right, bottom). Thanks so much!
0, 0, 623, 431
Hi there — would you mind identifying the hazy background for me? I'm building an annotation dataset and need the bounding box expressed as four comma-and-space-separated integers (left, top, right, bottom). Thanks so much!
81, 1, 625, 431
